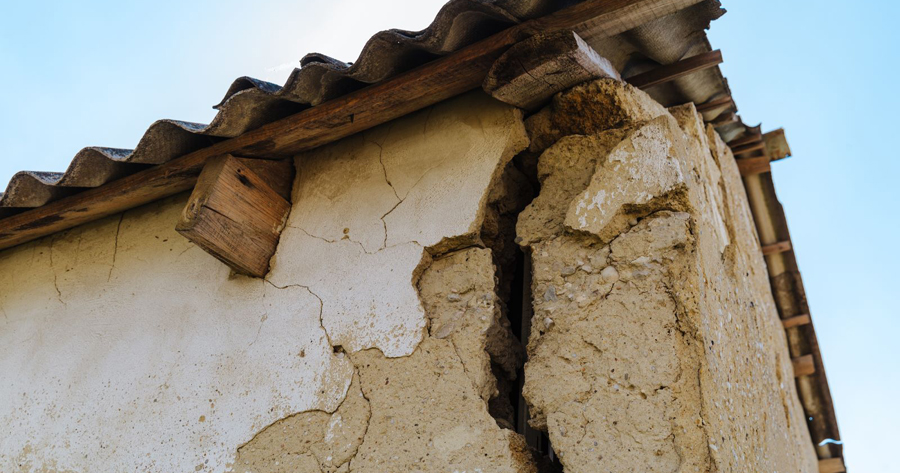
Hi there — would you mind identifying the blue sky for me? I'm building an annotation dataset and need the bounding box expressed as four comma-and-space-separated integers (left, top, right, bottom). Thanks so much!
1, 1, 895, 470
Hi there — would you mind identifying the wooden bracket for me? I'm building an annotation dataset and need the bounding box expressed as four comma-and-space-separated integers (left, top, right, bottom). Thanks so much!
737, 156, 771, 176
483, 30, 621, 110
782, 313, 812, 329
818, 458, 846, 473
176, 155, 294, 278
626, 49, 723, 89
792, 354, 816, 377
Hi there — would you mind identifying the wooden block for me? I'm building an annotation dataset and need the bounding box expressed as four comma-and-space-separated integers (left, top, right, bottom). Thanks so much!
764, 128, 792, 161
176, 155, 293, 278
737, 156, 771, 176
761, 240, 792, 256
483, 30, 621, 110
626, 50, 723, 89
792, 354, 816, 377
818, 457, 846, 473
782, 313, 812, 329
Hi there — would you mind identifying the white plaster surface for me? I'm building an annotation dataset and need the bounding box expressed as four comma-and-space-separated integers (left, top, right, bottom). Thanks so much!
0, 91, 527, 471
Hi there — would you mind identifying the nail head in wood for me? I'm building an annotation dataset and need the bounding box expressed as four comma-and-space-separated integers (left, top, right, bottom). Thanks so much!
792, 354, 816, 378
483, 30, 621, 110
176, 154, 294, 278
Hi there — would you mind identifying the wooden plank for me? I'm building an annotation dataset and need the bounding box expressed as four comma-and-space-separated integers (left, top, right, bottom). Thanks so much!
694, 95, 733, 113
761, 240, 792, 256
737, 156, 771, 176
0, 0, 705, 252
732, 141, 766, 156
483, 30, 621, 110
782, 313, 812, 329
626, 49, 723, 89
727, 133, 762, 148
818, 457, 846, 473
792, 354, 816, 377
175, 155, 293, 277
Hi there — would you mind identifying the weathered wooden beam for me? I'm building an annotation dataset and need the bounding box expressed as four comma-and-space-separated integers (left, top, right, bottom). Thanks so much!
483, 30, 620, 110
732, 141, 766, 156
782, 313, 812, 329
626, 49, 723, 89
792, 354, 816, 377
737, 156, 771, 176
0, 0, 706, 252
818, 457, 846, 473
727, 133, 762, 148
175, 155, 293, 277
694, 95, 734, 113
763, 128, 792, 161
761, 240, 792, 256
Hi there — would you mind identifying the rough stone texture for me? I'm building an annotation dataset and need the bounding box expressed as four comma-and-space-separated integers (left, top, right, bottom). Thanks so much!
517, 80, 818, 472
0, 91, 531, 472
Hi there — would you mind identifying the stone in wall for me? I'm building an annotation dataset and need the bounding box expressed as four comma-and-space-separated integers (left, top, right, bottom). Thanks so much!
517, 79, 818, 472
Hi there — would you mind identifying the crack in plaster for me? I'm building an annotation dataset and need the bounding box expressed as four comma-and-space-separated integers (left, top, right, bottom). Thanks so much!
108, 213, 125, 282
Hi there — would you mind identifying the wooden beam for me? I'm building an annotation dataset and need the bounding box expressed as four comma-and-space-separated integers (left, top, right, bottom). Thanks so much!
694, 95, 734, 113
483, 30, 621, 110
727, 133, 762, 148
0, 0, 705, 252
175, 155, 293, 278
818, 458, 846, 473
792, 354, 816, 377
626, 49, 723, 89
782, 313, 812, 329
737, 156, 771, 176
761, 240, 792, 256
731, 141, 766, 156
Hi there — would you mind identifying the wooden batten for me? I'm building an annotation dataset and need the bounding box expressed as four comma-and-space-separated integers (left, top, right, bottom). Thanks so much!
694, 95, 734, 113
737, 156, 771, 176
626, 49, 723, 89
731, 141, 766, 156
818, 457, 846, 473
761, 240, 792, 256
727, 133, 762, 148
792, 354, 816, 377
782, 313, 812, 329
176, 155, 294, 278
483, 30, 621, 110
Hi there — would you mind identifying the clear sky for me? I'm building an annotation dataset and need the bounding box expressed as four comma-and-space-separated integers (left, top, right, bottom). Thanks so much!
1, 1, 895, 470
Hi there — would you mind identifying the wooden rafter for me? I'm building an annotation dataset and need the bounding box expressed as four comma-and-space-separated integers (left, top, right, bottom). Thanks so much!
626, 49, 723, 89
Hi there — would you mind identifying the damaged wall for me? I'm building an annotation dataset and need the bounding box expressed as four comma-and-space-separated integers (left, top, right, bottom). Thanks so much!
517, 78, 818, 472
0, 91, 535, 472
0, 80, 818, 472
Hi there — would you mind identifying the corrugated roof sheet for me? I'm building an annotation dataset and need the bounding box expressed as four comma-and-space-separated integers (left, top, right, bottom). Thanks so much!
0, 0, 749, 218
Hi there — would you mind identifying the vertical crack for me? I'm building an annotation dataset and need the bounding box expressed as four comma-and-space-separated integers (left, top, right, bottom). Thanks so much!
108, 213, 125, 283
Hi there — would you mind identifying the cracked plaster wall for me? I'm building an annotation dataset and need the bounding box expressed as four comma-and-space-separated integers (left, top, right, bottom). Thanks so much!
0, 90, 533, 472
516, 79, 818, 472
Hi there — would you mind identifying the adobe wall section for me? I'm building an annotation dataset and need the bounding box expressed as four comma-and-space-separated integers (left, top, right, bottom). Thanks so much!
0, 91, 533, 472
517, 79, 818, 472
